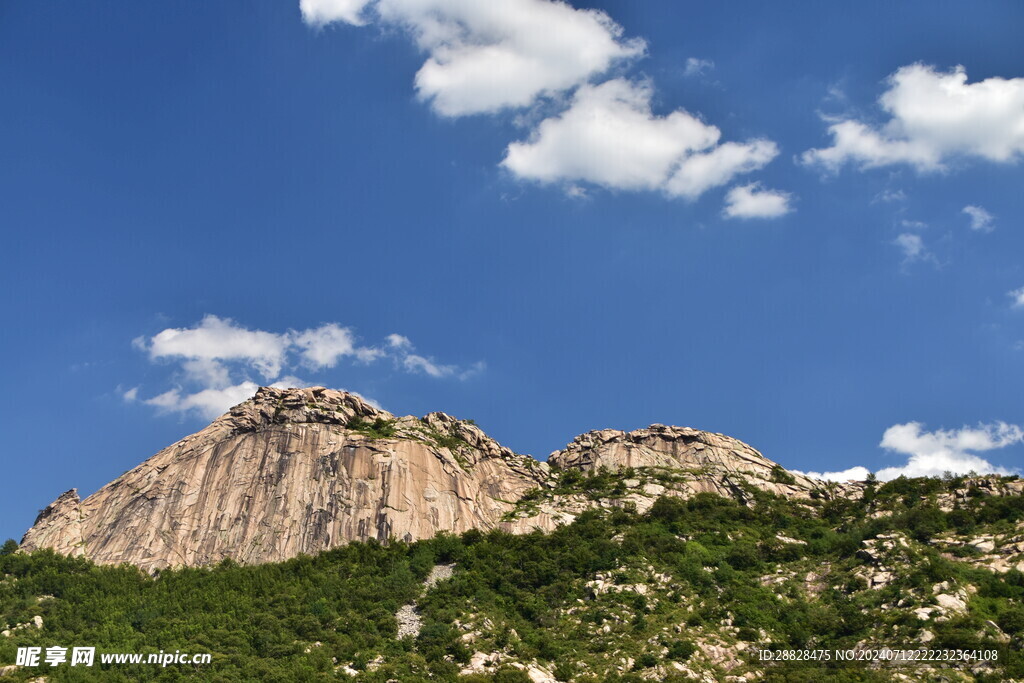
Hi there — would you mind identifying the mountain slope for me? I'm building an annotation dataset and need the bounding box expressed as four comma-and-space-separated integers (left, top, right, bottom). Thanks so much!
23, 387, 852, 570
20, 387, 549, 570
4, 476, 1024, 681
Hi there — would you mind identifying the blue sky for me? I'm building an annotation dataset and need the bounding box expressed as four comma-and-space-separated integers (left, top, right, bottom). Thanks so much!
2, 1, 1024, 541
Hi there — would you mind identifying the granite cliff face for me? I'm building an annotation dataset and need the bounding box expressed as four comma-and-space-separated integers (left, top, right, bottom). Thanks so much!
20, 387, 549, 571
549, 424, 823, 497
21, 387, 847, 570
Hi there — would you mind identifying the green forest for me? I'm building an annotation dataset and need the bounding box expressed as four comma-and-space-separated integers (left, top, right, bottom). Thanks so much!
2, 475, 1023, 681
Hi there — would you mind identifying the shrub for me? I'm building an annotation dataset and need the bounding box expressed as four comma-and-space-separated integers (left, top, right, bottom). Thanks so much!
771, 466, 796, 485
347, 417, 397, 438
668, 639, 696, 661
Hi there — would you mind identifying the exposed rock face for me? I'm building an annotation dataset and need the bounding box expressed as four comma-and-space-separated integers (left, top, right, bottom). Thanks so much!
20, 387, 549, 571
548, 424, 835, 500
21, 388, 860, 571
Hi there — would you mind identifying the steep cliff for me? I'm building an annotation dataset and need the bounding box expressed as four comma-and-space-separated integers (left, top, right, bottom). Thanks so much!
20, 387, 549, 571
21, 387, 858, 570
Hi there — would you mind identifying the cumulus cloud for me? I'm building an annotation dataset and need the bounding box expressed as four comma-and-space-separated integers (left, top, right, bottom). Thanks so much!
146, 382, 262, 420
292, 323, 383, 368
312, 0, 644, 117
664, 140, 779, 199
131, 316, 479, 419
802, 64, 1024, 172
386, 333, 413, 349
300, 0, 373, 26
797, 421, 1022, 483
1010, 286, 1024, 308
962, 205, 995, 232
301, 0, 782, 202
876, 422, 1022, 480
723, 183, 792, 219
794, 465, 871, 483
142, 314, 290, 380
502, 79, 778, 197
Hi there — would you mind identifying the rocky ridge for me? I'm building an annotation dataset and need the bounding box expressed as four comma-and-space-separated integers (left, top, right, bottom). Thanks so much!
20, 387, 548, 570
25, 387, 857, 570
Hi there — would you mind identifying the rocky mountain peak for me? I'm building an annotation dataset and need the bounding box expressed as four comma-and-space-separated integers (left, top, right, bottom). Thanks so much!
19, 388, 551, 571
546, 424, 840, 502
20, 389, 858, 570
550, 424, 809, 480
219, 386, 390, 434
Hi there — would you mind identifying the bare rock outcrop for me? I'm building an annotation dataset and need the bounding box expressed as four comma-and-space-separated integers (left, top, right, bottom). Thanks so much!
547, 424, 846, 500
20, 387, 549, 571
20, 389, 856, 571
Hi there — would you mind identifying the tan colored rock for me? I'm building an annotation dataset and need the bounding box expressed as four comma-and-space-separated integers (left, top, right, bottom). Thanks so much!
21, 387, 549, 571
547, 424, 853, 500
19, 387, 873, 572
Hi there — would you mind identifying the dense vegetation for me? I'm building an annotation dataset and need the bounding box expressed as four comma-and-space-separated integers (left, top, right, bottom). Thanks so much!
1, 476, 1022, 681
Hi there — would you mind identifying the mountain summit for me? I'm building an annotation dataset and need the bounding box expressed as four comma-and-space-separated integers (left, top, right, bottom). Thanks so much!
21, 387, 846, 571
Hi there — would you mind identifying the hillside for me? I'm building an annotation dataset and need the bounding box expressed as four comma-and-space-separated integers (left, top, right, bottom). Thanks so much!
2, 474, 1024, 681
6, 387, 1024, 681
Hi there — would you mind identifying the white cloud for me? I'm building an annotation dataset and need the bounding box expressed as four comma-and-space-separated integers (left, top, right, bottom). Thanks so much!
665, 140, 779, 199
803, 64, 1024, 172
373, 0, 644, 117
292, 323, 383, 368
723, 183, 792, 219
181, 358, 233, 389
1010, 286, 1024, 308
876, 421, 1022, 480
894, 233, 930, 263
145, 314, 289, 380
300, 0, 373, 26
386, 333, 412, 349
132, 316, 478, 419
798, 421, 1023, 483
301, 1, 780, 202
900, 219, 927, 230
389, 337, 484, 380
403, 353, 456, 378
502, 79, 778, 198
145, 382, 262, 421
683, 57, 714, 78
794, 465, 871, 483
962, 205, 995, 232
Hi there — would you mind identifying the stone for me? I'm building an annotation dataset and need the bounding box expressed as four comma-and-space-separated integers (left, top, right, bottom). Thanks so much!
20, 388, 549, 571
547, 424, 857, 503
776, 534, 807, 545
969, 537, 996, 553
935, 592, 968, 613
17, 387, 868, 571
395, 605, 421, 639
